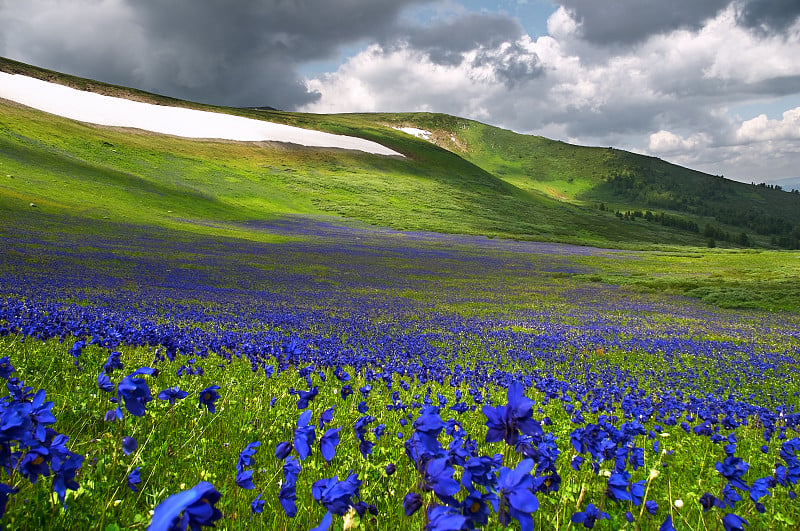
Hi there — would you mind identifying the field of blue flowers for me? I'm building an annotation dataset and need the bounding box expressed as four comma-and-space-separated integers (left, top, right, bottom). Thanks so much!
1, 216, 799, 530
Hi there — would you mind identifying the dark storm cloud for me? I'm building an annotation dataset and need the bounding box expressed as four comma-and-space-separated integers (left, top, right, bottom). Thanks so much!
0, 0, 432, 109
736, 0, 800, 33
555, 0, 730, 45
127, 0, 436, 108
398, 12, 525, 65
0, 0, 537, 108
744, 75, 800, 97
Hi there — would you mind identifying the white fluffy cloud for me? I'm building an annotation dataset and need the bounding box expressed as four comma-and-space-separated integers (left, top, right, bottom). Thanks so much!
648, 131, 711, 153
735, 107, 800, 143
302, 4, 800, 182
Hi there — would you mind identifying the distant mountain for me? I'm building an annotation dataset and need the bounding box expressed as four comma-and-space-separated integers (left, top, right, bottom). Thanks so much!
2, 56, 800, 249
768, 176, 800, 193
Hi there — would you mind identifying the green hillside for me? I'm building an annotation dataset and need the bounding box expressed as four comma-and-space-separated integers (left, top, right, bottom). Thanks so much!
3, 57, 800, 250
364, 112, 800, 249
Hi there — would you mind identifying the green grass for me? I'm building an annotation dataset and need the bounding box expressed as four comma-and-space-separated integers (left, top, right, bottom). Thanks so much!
2, 56, 800, 531
355, 112, 800, 248
9, 56, 800, 251
565, 247, 800, 312
3, 56, 800, 313
2, 329, 798, 530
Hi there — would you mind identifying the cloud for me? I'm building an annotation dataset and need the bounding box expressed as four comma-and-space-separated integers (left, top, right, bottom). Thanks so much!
735, 107, 800, 143
0, 0, 432, 108
553, 0, 730, 45
397, 12, 525, 66
551, 0, 800, 46
648, 130, 711, 153
303, 43, 511, 117
736, 0, 800, 33
303, 4, 800, 181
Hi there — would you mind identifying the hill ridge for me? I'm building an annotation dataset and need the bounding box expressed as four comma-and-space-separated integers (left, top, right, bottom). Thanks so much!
2, 56, 800, 249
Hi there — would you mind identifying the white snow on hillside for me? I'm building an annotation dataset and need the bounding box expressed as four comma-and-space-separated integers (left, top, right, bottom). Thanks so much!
0, 72, 403, 156
394, 127, 432, 141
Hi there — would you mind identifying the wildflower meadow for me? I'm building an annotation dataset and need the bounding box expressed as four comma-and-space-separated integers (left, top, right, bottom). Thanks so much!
1, 216, 798, 530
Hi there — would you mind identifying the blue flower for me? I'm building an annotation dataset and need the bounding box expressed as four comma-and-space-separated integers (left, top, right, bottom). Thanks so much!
236, 469, 255, 490
354, 415, 375, 459
645, 500, 658, 515
749, 477, 771, 503
0, 357, 15, 379
122, 436, 138, 456
496, 458, 539, 531
721, 483, 742, 508
127, 467, 141, 492
341, 385, 353, 400
103, 351, 123, 374
482, 381, 541, 446
97, 372, 114, 393
607, 470, 632, 502
148, 481, 222, 531
462, 455, 500, 489
426, 505, 467, 531
29, 389, 57, 441
404, 492, 423, 516
279, 456, 301, 517
413, 406, 445, 455
423, 457, 461, 500
237, 441, 260, 473
70, 340, 84, 367
311, 473, 362, 515
0, 483, 18, 518
660, 515, 677, 531
722, 513, 749, 531
198, 385, 220, 413
571, 503, 610, 528
275, 441, 292, 460
19, 447, 50, 483
716, 456, 749, 491
49, 435, 83, 504
157, 386, 188, 405
294, 409, 316, 461
319, 406, 334, 428
320, 427, 341, 462
117, 367, 156, 417
630, 480, 646, 506
699, 492, 717, 511
297, 386, 319, 409
250, 493, 265, 517
460, 489, 493, 529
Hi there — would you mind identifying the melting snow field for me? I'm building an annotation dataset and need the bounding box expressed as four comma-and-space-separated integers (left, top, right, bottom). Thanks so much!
0, 72, 403, 156
394, 126, 433, 141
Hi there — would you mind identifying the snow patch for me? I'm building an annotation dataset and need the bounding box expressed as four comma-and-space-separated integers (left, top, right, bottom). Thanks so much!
0, 72, 403, 156
394, 127, 433, 141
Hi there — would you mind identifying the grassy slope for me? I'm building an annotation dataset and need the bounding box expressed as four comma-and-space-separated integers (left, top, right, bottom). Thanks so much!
3, 58, 800, 311
361, 112, 800, 247
1, 57, 708, 248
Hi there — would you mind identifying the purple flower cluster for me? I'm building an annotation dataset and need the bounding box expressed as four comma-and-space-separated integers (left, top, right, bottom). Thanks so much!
0, 357, 83, 513
2, 217, 800, 528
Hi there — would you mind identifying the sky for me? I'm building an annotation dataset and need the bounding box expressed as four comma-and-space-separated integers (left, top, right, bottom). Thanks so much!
1, 0, 799, 186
